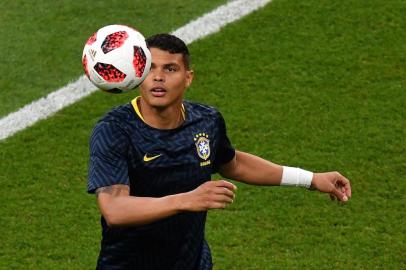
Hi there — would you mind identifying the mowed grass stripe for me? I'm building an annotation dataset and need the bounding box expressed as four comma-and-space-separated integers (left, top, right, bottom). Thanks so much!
0, 0, 272, 142
0, 0, 228, 118
0, 0, 405, 269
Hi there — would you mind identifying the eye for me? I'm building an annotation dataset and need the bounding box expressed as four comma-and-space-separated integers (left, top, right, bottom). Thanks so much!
165, 65, 178, 72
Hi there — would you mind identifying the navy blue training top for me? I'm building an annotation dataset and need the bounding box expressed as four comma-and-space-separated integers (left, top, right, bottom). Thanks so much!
88, 98, 235, 270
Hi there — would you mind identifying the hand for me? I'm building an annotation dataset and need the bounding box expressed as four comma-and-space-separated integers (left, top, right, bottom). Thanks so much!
311, 172, 352, 202
182, 180, 237, 211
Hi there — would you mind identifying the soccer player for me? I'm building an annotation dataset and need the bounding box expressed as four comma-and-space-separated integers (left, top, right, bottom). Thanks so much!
88, 33, 351, 269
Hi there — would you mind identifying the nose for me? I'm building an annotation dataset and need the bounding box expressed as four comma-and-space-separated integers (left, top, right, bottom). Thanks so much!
152, 69, 165, 82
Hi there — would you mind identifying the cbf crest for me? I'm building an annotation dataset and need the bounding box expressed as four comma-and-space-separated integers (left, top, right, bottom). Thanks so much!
194, 133, 211, 163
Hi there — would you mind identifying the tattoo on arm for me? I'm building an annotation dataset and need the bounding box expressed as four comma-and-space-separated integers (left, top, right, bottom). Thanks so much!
95, 185, 129, 198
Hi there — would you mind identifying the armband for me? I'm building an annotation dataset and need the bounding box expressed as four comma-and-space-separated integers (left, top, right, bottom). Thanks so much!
281, 166, 313, 188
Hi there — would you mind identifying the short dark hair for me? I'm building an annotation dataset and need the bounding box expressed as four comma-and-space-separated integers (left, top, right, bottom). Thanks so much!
146, 33, 190, 69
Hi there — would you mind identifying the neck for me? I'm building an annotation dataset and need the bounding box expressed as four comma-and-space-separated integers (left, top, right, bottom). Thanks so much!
138, 98, 184, 129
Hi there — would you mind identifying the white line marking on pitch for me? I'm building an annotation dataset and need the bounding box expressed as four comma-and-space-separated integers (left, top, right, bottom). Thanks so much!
0, 0, 272, 141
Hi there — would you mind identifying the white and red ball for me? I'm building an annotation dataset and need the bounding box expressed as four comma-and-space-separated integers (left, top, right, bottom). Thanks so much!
82, 25, 151, 93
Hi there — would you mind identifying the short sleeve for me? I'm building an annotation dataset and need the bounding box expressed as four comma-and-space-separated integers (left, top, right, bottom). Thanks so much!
212, 112, 235, 172
87, 121, 130, 194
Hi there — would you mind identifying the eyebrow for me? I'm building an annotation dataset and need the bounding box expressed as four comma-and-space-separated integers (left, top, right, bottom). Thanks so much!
151, 62, 181, 68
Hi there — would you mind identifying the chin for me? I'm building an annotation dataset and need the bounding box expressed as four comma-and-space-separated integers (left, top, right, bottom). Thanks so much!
147, 97, 172, 109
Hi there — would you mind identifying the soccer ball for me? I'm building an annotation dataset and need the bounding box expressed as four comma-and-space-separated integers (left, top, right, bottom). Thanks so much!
82, 25, 151, 93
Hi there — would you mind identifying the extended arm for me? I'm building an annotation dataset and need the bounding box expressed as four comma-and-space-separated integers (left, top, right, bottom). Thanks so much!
96, 184, 183, 227
219, 150, 283, 185
219, 150, 351, 201
96, 180, 237, 227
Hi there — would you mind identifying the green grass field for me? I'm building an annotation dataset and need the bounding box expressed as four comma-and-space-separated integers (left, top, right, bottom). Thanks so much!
1, 0, 405, 269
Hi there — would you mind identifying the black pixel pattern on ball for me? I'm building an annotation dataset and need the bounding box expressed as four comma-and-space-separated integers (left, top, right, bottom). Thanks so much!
94, 63, 126, 82
101, 31, 129, 54
133, 46, 146, 77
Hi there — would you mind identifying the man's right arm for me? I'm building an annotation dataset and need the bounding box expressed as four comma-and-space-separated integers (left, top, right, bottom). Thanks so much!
96, 180, 236, 227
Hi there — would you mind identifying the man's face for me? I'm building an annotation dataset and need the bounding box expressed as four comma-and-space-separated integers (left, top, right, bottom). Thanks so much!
139, 47, 193, 109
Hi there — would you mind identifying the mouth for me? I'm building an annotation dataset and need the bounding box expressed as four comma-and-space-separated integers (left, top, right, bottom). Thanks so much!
150, 87, 167, 97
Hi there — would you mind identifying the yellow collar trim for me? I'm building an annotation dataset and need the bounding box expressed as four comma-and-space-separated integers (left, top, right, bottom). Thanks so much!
181, 103, 186, 120
131, 96, 186, 124
131, 96, 145, 122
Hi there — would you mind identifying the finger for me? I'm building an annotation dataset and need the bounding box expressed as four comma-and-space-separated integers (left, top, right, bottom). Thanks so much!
214, 187, 235, 199
331, 186, 348, 202
216, 180, 237, 191
337, 183, 345, 194
343, 178, 352, 198
336, 175, 352, 198
214, 194, 234, 204
209, 202, 227, 209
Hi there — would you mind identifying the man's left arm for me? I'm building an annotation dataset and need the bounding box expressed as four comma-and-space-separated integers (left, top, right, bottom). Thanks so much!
218, 150, 352, 202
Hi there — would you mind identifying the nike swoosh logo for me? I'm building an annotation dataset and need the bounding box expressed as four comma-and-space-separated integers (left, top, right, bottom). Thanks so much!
143, 154, 162, 162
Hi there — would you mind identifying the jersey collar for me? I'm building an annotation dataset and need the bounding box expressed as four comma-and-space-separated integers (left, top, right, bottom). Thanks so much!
131, 96, 186, 124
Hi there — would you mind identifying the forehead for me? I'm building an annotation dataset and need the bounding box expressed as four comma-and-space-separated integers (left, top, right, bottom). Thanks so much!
149, 47, 184, 66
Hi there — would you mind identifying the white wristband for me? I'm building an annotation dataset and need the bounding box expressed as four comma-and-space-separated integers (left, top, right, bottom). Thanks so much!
281, 166, 313, 188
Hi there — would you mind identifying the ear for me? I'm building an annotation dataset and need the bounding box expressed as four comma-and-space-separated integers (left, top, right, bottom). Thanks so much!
185, 70, 194, 88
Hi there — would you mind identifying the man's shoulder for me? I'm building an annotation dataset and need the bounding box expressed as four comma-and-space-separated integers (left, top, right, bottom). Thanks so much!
91, 103, 134, 138
99, 103, 134, 123
184, 100, 222, 120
